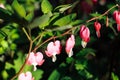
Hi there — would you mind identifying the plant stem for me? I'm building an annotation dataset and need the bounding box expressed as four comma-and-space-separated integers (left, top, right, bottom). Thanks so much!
86, 4, 118, 23
22, 27, 32, 41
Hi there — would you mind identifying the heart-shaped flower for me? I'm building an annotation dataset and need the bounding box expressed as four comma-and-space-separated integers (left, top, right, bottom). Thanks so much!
27, 52, 44, 71
45, 40, 61, 62
18, 71, 34, 80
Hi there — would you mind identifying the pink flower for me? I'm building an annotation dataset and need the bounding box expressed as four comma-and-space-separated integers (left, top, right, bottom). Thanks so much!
0, 4, 5, 9
113, 10, 120, 31
18, 71, 34, 80
45, 40, 61, 62
94, 21, 101, 38
80, 25, 90, 48
27, 52, 44, 71
65, 35, 75, 57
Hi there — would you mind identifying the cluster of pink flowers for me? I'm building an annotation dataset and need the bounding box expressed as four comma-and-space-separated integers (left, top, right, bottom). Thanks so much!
19, 7, 120, 80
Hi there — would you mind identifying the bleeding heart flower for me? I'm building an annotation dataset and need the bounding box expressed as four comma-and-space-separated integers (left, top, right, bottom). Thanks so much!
113, 10, 120, 31
0, 4, 5, 9
80, 25, 90, 48
65, 35, 75, 57
18, 71, 34, 80
94, 21, 101, 38
27, 52, 44, 71
45, 40, 61, 62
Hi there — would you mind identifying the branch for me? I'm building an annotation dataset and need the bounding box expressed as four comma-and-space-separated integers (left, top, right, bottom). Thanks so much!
86, 4, 119, 23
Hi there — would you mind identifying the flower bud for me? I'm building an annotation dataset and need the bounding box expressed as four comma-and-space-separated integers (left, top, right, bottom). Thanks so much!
113, 10, 120, 31
65, 35, 75, 57
80, 25, 90, 48
94, 21, 101, 38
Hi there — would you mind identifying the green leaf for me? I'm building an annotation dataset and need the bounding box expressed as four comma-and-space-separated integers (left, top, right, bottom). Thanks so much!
90, 13, 101, 17
25, 12, 34, 22
48, 69, 60, 80
53, 13, 76, 26
32, 69, 44, 80
41, 0, 53, 14
75, 64, 85, 70
70, 20, 84, 26
5, 51, 25, 73
54, 4, 72, 13
30, 14, 50, 29
0, 30, 7, 41
1, 40, 8, 49
112, 72, 119, 80
76, 48, 96, 57
12, 0, 26, 18
0, 47, 4, 54
66, 57, 74, 64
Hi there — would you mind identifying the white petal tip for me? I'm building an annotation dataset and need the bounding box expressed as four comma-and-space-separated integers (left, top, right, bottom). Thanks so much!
68, 49, 73, 57
52, 55, 57, 62
81, 41, 87, 48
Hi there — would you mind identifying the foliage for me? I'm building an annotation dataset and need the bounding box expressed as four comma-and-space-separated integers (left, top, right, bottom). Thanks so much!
0, 0, 120, 80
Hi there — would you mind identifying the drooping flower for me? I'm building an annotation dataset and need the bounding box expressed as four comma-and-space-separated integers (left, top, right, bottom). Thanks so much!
27, 52, 45, 71
94, 21, 101, 38
80, 25, 90, 48
45, 40, 61, 62
65, 35, 75, 57
18, 71, 34, 80
0, 4, 5, 9
113, 10, 120, 31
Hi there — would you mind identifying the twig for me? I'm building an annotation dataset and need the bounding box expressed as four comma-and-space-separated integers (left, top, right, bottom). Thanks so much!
86, 4, 119, 23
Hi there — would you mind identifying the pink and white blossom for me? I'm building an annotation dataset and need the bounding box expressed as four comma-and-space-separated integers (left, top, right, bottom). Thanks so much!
80, 25, 90, 48
94, 21, 101, 38
65, 35, 75, 57
45, 40, 61, 62
27, 52, 44, 71
18, 71, 34, 80
113, 10, 120, 31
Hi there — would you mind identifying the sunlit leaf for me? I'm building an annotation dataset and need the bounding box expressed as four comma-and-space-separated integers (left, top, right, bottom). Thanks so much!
12, 0, 26, 18
53, 13, 76, 26
112, 72, 119, 80
54, 4, 72, 13
41, 0, 53, 14
30, 14, 50, 29
25, 12, 34, 22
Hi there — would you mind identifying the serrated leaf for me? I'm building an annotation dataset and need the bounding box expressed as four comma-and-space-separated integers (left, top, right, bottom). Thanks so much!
12, 0, 26, 18
30, 14, 50, 29
41, 0, 53, 14
48, 69, 60, 80
53, 13, 76, 26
